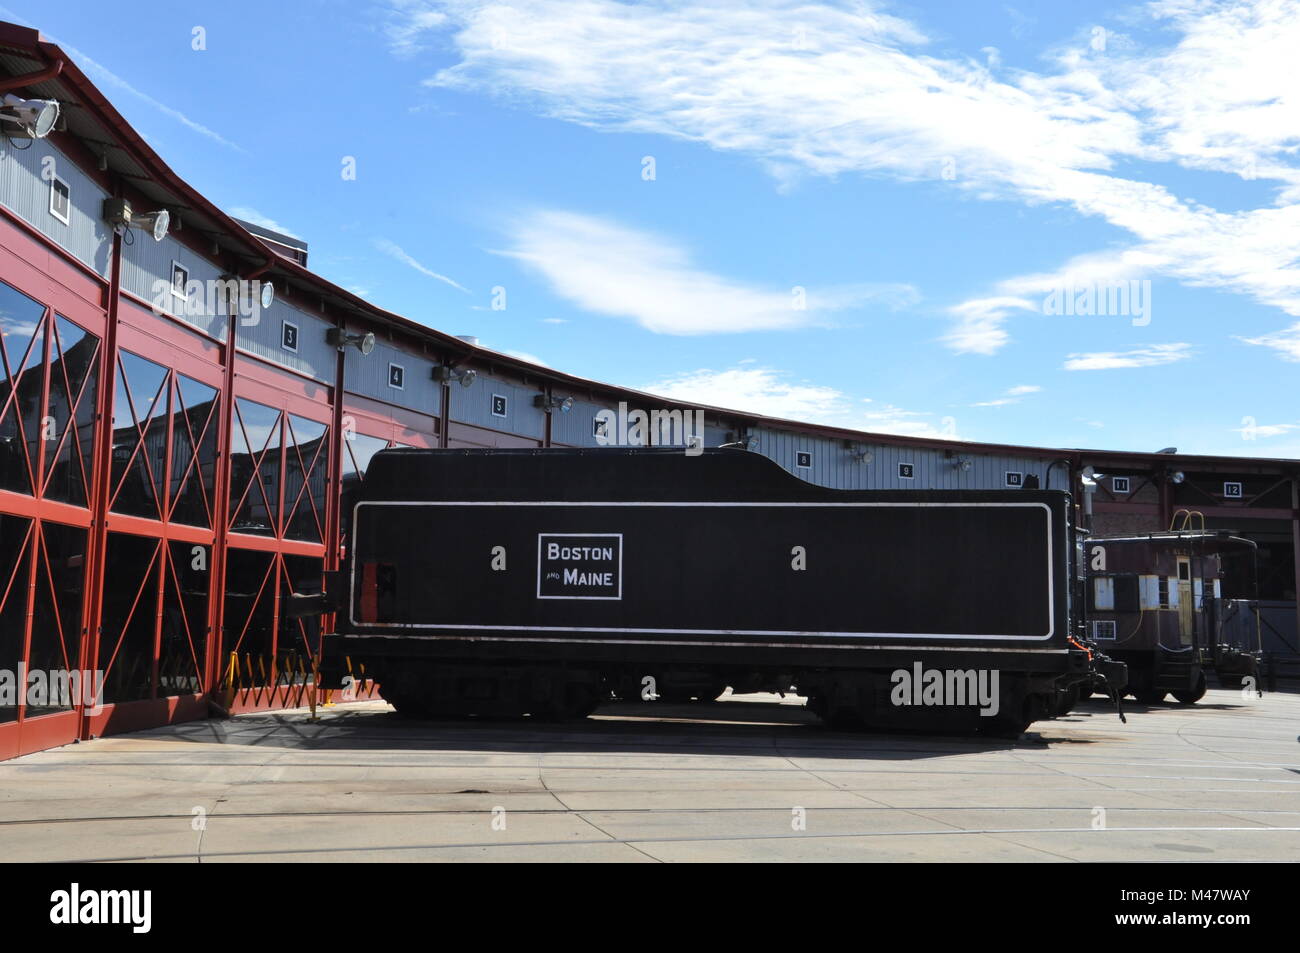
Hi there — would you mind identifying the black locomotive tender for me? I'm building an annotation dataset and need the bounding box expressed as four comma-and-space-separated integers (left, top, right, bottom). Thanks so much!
317, 448, 1126, 736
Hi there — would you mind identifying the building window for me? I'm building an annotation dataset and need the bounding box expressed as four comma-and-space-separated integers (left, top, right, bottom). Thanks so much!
1092, 620, 1117, 640
281, 320, 299, 353
593, 416, 608, 438
1223, 481, 1243, 499
1112, 476, 1130, 494
388, 363, 405, 390
1158, 576, 1169, 608
1005, 471, 1023, 487
491, 394, 508, 418
49, 175, 71, 225
898, 462, 914, 480
171, 261, 189, 301
795, 451, 812, 469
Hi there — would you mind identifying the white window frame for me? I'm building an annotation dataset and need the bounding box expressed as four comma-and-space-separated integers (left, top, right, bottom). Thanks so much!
387, 362, 405, 391
49, 174, 71, 225
491, 393, 508, 418
593, 416, 608, 438
281, 319, 299, 354
795, 450, 813, 469
170, 260, 190, 302
1092, 620, 1117, 640
898, 462, 915, 480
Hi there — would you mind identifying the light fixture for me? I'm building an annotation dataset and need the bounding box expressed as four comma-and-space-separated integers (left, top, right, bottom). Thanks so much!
0, 94, 60, 139
950, 456, 971, 471
1169, 470, 1186, 484
326, 327, 375, 355
534, 394, 574, 413
259, 282, 275, 310
721, 431, 760, 451
847, 443, 873, 464
102, 198, 170, 242
434, 364, 476, 387
134, 210, 170, 242
1080, 465, 1106, 487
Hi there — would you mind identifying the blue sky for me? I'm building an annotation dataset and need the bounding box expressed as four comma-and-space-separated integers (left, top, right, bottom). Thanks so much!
12, 0, 1300, 457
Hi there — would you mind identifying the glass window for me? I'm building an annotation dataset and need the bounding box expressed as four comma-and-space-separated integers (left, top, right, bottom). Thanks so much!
223, 548, 276, 668
281, 555, 324, 660
27, 522, 88, 716
110, 350, 169, 519
169, 375, 219, 527
284, 415, 329, 543
0, 514, 33, 723
99, 532, 162, 704
0, 281, 47, 496
43, 316, 101, 507
161, 540, 209, 696
229, 398, 281, 536
340, 432, 391, 536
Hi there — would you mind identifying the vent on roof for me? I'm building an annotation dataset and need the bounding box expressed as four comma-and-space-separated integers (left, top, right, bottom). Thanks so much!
231, 217, 308, 266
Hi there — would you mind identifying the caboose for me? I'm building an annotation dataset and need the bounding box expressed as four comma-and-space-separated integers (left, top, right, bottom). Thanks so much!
1083, 529, 1260, 703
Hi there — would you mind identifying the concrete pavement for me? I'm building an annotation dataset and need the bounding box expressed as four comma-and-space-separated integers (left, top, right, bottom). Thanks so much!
1, 688, 1297, 861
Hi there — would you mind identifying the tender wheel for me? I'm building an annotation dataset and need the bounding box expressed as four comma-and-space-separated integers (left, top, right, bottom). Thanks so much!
1134, 688, 1167, 705
1171, 672, 1207, 705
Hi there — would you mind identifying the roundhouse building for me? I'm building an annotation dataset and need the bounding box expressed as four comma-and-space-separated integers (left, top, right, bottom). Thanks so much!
0, 23, 1294, 759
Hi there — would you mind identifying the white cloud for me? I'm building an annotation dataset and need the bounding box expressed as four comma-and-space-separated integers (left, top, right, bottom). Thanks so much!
1062, 342, 1193, 370
1232, 420, 1299, 438
644, 365, 851, 422
373, 238, 471, 293
496, 209, 916, 335
229, 207, 301, 239
393, 0, 1300, 355
499, 348, 549, 366
642, 365, 957, 437
860, 402, 960, 439
384, 0, 450, 56
1236, 322, 1300, 361
971, 384, 1040, 406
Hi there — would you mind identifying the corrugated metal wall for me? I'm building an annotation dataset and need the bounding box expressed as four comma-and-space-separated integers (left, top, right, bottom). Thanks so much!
0, 139, 111, 275
749, 427, 1069, 491
238, 297, 334, 382
550, 396, 616, 446
451, 374, 545, 439
119, 230, 227, 341
343, 337, 441, 416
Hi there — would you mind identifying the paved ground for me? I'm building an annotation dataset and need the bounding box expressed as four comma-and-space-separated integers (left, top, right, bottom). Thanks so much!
1, 688, 1298, 862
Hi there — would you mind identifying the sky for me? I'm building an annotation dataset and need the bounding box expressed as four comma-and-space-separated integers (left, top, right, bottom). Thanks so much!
11, 0, 1300, 457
